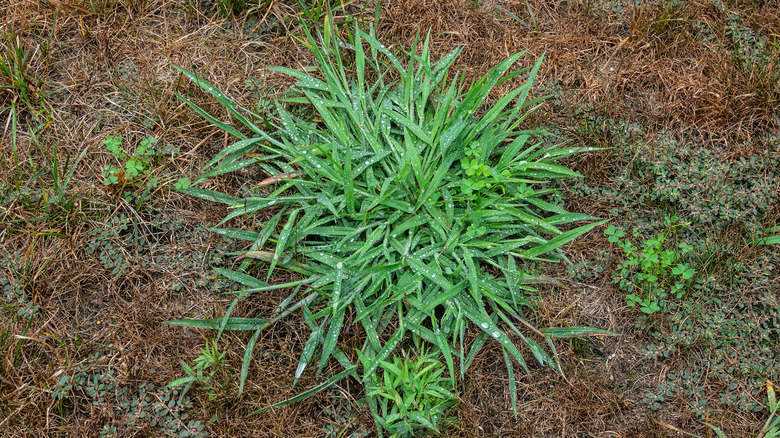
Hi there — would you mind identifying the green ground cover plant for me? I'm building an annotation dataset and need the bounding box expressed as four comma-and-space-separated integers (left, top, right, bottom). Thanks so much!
562, 113, 780, 425
170, 18, 610, 435
85, 210, 236, 288
0, 251, 38, 320
681, 381, 780, 438
50, 354, 207, 437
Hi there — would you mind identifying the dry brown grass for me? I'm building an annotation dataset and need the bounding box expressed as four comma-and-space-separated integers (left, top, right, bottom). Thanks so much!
1, 0, 777, 436
381, 0, 779, 141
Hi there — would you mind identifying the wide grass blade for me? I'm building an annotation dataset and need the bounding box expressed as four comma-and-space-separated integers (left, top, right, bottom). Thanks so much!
174, 65, 262, 135
460, 302, 530, 374
319, 263, 346, 373
540, 327, 617, 338
522, 219, 610, 259
167, 318, 269, 331
253, 365, 358, 414
502, 348, 518, 417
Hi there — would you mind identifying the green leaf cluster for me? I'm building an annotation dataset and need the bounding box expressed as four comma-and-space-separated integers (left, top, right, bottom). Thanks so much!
101, 135, 160, 185
171, 18, 610, 436
101, 135, 181, 207
50, 354, 206, 437
605, 216, 696, 314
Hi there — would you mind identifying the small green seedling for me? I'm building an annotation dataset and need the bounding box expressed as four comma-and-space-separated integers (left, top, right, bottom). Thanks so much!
465, 221, 487, 237
101, 135, 159, 186
169, 339, 230, 402
101, 135, 180, 207
174, 178, 191, 190
459, 142, 511, 197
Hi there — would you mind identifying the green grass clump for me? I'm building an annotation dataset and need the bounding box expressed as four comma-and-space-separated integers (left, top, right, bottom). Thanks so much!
0, 30, 45, 111
370, 349, 459, 437
170, 19, 610, 435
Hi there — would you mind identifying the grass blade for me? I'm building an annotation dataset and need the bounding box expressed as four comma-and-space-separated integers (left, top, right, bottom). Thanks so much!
253, 365, 358, 414
540, 327, 618, 338
295, 329, 321, 386
522, 219, 609, 259
167, 318, 269, 331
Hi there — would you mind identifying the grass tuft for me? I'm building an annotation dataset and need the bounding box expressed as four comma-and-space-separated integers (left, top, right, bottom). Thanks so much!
171, 16, 609, 436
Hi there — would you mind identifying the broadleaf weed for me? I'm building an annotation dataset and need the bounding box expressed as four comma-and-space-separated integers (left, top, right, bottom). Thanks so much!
101, 135, 179, 208
562, 109, 779, 422
101, 135, 158, 186
605, 216, 696, 314
50, 354, 207, 437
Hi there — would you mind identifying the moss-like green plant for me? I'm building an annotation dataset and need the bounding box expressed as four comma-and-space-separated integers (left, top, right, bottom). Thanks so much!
51, 354, 206, 437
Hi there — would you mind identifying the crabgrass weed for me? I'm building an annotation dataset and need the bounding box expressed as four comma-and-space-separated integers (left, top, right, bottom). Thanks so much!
169, 17, 610, 436
369, 349, 459, 437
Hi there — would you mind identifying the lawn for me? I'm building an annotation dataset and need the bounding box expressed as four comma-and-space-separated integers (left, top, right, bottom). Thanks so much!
1, 0, 778, 437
